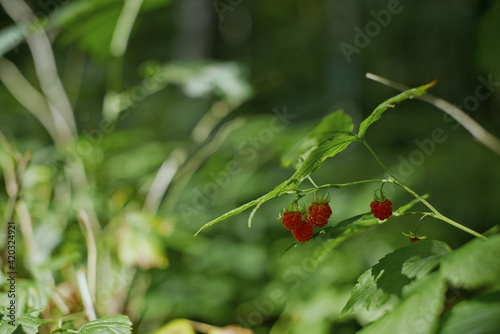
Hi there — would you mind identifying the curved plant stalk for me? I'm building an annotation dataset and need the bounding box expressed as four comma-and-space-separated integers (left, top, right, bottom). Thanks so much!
361, 139, 488, 240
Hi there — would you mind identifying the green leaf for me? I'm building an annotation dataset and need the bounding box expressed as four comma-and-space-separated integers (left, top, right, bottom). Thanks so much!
341, 269, 390, 318
78, 315, 132, 334
440, 234, 500, 289
195, 180, 295, 235
282, 133, 359, 189
438, 291, 500, 334
15, 280, 53, 317
342, 240, 450, 317
281, 110, 354, 167
0, 311, 47, 334
358, 80, 436, 139
52, 0, 172, 61
358, 273, 446, 334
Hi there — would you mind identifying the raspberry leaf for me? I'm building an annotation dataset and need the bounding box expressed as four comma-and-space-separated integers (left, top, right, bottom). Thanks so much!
0, 311, 47, 334
281, 133, 359, 190
440, 234, 500, 289
282, 109, 354, 168
77, 315, 132, 334
341, 240, 451, 318
438, 291, 500, 334
358, 80, 436, 139
196, 180, 296, 235
357, 273, 446, 334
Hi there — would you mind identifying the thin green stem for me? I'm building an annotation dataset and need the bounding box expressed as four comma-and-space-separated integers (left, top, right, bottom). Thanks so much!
286, 178, 391, 197
360, 139, 394, 178
392, 180, 488, 240
360, 138, 488, 240
307, 175, 319, 188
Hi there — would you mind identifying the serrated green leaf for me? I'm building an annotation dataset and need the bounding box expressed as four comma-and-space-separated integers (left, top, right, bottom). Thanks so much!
359, 273, 446, 334
13, 280, 53, 317
438, 290, 500, 334
342, 240, 450, 317
282, 133, 358, 189
17, 314, 47, 334
358, 80, 436, 138
282, 110, 354, 167
341, 269, 390, 318
78, 315, 132, 334
196, 180, 295, 235
440, 234, 500, 289
0, 311, 47, 334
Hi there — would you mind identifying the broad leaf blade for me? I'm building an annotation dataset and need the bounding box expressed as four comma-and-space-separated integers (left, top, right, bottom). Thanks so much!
0, 311, 47, 334
283, 133, 359, 188
78, 315, 132, 334
342, 240, 450, 317
440, 234, 500, 289
282, 109, 354, 167
438, 291, 500, 334
358, 273, 446, 334
358, 80, 436, 138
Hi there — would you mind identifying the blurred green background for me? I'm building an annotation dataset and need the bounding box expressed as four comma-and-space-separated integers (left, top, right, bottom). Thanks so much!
1, 0, 500, 333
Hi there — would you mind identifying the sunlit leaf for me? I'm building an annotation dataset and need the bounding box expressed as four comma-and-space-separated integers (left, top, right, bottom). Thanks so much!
358, 80, 436, 138
282, 133, 359, 189
0, 311, 47, 334
440, 234, 500, 289
342, 240, 450, 317
282, 109, 354, 167
78, 315, 132, 334
358, 273, 446, 334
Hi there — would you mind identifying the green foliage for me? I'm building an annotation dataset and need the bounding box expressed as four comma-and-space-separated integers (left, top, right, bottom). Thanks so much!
198, 83, 436, 234
358, 273, 446, 334
357, 80, 436, 139
281, 109, 354, 168
342, 240, 450, 317
77, 315, 132, 334
438, 291, 500, 334
2, 2, 500, 332
0, 311, 48, 334
440, 234, 500, 289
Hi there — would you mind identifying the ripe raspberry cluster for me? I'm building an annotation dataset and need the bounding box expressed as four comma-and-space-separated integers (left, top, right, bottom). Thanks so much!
281, 194, 332, 243
370, 199, 392, 220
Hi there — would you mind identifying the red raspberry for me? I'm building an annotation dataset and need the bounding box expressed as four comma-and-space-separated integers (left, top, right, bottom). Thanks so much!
370, 199, 392, 220
308, 203, 332, 227
292, 221, 314, 242
281, 211, 304, 230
